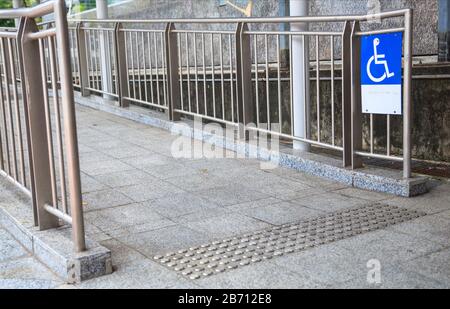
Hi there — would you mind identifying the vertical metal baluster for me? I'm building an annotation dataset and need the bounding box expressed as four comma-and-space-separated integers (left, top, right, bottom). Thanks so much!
106, 29, 113, 95
89, 29, 95, 90
129, 31, 136, 99
0, 38, 12, 175
229, 34, 234, 123
265, 34, 270, 129
193, 33, 199, 114
39, 39, 58, 208
8, 39, 25, 185
277, 35, 282, 133
160, 32, 167, 107
49, 36, 68, 213
147, 32, 154, 104
254, 34, 260, 128
202, 33, 207, 116
219, 33, 225, 120
93, 30, 100, 91
289, 35, 294, 136
316, 35, 320, 142
210, 33, 216, 118
387, 115, 391, 156
135, 32, 142, 101
1, 38, 17, 180
141, 32, 148, 102
178, 33, 184, 111
154, 32, 161, 106
370, 114, 374, 154
85, 29, 92, 89
123, 30, 130, 100
0, 38, 10, 174
331, 35, 335, 146
186, 32, 191, 113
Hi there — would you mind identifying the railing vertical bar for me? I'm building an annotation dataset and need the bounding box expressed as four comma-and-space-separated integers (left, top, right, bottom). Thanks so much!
265, 34, 270, 129
141, 32, 148, 102
387, 115, 391, 156
49, 36, 68, 213
106, 29, 114, 94
1, 38, 17, 180
219, 33, 225, 120
0, 41, 9, 173
202, 32, 207, 116
84, 28, 92, 89
193, 33, 199, 114
154, 32, 161, 107
178, 33, 184, 110
289, 35, 294, 136
129, 31, 136, 99
254, 34, 259, 128
316, 35, 320, 142
160, 32, 168, 107
123, 30, 130, 101
135, 32, 142, 102
403, 9, 413, 179
210, 33, 216, 118
277, 34, 282, 133
0, 38, 12, 175
370, 114, 374, 154
54, 0, 86, 251
186, 32, 191, 113
229, 34, 234, 123
39, 38, 58, 209
93, 29, 100, 91
147, 32, 154, 104
330, 35, 335, 146
8, 38, 25, 185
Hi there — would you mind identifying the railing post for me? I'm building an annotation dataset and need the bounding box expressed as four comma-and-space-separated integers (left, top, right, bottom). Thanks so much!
341, 21, 352, 167
165, 22, 181, 121
236, 22, 254, 139
403, 9, 413, 179
20, 17, 59, 230
114, 22, 129, 107
350, 21, 363, 169
16, 16, 38, 225
54, 0, 86, 252
76, 22, 90, 97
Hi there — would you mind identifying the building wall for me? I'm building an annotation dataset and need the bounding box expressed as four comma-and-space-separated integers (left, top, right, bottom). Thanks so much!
86, 0, 439, 57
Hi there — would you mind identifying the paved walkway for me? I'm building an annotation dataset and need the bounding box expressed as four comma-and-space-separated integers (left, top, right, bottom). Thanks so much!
1, 105, 450, 288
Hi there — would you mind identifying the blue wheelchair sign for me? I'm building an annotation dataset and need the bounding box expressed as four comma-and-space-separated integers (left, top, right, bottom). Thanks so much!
361, 32, 403, 115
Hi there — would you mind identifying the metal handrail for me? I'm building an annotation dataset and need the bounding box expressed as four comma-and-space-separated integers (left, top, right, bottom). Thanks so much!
65, 9, 413, 179
0, 0, 85, 252
71, 9, 410, 24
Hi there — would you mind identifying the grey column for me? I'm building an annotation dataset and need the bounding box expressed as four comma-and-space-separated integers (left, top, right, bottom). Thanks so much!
96, 0, 114, 99
13, 0, 24, 27
290, 0, 311, 151
439, 0, 450, 61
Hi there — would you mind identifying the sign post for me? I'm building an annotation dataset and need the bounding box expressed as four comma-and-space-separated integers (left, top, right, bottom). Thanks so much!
361, 32, 403, 115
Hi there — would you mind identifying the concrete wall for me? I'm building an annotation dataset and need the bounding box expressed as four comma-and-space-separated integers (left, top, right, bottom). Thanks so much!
80, 0, 439, 57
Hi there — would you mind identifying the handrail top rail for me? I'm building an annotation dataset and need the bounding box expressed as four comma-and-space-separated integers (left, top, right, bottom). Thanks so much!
65, 8, 410, 25
0, 0, 58, 19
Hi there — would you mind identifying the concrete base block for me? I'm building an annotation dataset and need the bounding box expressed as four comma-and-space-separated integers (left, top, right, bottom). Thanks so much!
74, 94, 429, 197
0, 177, 112, 283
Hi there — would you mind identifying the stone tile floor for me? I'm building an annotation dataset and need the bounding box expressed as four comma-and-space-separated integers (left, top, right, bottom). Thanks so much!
1, 105, 450, 289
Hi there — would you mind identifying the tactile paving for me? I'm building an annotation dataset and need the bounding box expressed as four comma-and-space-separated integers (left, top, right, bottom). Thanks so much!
153, 203, 426, 280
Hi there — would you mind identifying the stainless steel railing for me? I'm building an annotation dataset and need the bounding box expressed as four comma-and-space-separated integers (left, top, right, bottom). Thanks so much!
67, 9, 413, 179
68, 9, 412, 178
0, 0, 85, 252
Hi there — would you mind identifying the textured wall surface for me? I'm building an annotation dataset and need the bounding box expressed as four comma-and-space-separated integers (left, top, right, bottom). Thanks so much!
78, 0, 439, 57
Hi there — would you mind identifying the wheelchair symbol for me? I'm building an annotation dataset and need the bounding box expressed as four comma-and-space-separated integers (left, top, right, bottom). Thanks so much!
366, 38, 395, 83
